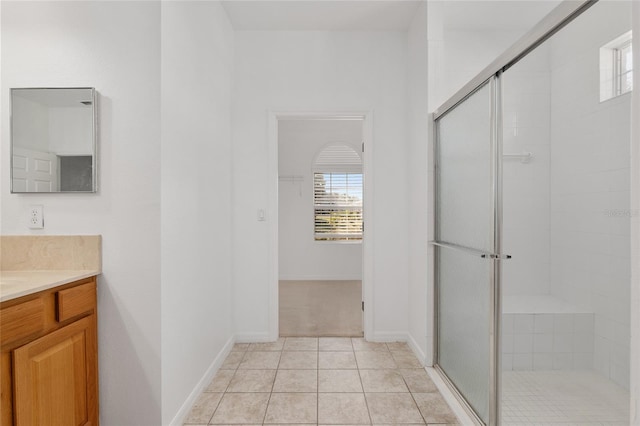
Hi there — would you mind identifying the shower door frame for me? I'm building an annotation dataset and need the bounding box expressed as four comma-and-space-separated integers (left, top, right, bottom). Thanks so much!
432, 72, 503, 426
431, 1, 599, 425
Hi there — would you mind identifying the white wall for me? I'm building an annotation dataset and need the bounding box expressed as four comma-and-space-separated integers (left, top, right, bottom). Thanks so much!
160, 2, 234, 424
278, 119, 362, 281
547, 1, 632, 388
442, 28, 523, 104
1, 2, 162, 424
232, 31, 409, 341
407, 1, 430, 364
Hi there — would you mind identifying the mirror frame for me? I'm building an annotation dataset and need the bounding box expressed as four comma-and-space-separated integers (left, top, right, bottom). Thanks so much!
10, 87, 97, 193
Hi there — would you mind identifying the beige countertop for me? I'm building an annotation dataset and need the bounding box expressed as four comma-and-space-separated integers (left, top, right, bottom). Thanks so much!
0, 270, 100, 303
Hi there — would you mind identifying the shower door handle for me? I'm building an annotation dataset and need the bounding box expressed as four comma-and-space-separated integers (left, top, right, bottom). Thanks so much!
430, 241, 511, 260
481, 253, 512, 260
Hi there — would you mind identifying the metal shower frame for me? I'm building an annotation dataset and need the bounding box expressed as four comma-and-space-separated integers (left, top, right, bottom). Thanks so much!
431, 1, 599, 425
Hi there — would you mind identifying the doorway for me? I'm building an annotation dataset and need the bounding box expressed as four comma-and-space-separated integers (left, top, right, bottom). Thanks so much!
277, 117, 365, 337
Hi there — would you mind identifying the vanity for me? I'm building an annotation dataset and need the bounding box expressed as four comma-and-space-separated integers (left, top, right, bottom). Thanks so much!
0, 236, 101, 425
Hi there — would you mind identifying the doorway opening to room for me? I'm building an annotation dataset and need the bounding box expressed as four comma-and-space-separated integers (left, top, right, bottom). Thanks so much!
277, 116, 366, 337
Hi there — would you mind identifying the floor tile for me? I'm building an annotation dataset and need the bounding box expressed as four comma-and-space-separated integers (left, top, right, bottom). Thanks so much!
183, 392, 223, 424
319, 337, 353, 351
210, 393, 270, 424
248, 339, 285, 352
352, 338, 388, 352
502, 370, 629, 425
391, 351, 423, 368
221, 352, 245, 370
318, 393, 371, 424
185, 336, 462, 426
318, 369, 363, 392
232, 343, 250, 352
319, 351, 357, 369
206, 370, 235, 392
413, 392, 458, 424
264, 393, 317, 424
227, 370, 276, 393
279, 351, 318, 369
355, 351, 397, 369
359, 369, 408, 393
284, 337, 319, 351
365, 393, 424, 424
239, 352, 281, 370
273, 370, 318, 393
398, 369, 438, 393
386, 342, 411, 352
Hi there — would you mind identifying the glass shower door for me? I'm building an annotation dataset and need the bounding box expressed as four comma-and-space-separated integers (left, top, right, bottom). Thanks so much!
434, 78, 499, 424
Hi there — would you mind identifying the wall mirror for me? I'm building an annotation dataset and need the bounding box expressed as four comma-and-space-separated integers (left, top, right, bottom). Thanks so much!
10, 87, 97, 193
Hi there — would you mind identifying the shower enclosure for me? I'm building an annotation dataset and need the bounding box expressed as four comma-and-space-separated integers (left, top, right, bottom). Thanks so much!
432, 1, 632, 425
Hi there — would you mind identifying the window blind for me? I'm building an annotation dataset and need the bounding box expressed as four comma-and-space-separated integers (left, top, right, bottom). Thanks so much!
313, 172, 363, 241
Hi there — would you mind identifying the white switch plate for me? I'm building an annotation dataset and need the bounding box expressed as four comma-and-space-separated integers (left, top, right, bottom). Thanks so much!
257, 209, 266, 221
28, 205, 44, 229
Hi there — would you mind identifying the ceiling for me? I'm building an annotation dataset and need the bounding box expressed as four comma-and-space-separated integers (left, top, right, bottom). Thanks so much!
221, 0, 562, 32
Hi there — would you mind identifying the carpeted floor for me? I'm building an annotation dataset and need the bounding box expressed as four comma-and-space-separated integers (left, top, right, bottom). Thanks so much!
279, 280, 363, 337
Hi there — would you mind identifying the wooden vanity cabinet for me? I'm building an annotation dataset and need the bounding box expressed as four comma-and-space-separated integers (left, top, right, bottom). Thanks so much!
0, 277, 99, 426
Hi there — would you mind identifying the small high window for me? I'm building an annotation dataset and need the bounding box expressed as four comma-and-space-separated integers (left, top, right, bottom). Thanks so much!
600, 31, 633, 102
313, 144, 363, 242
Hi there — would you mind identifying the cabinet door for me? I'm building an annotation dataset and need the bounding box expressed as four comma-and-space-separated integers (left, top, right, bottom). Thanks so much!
13, 316, 97, 426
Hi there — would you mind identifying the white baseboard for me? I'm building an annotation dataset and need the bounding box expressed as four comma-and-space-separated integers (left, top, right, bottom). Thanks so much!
169, 336, 235, 426
235, 332, 272, 343
424, 336, 434, 367
407, 333, 427, 366
278, 275, 362, 281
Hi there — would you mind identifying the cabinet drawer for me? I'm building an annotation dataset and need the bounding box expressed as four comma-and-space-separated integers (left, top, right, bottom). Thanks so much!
0, 298, 45, 346
56, 282, 96, 322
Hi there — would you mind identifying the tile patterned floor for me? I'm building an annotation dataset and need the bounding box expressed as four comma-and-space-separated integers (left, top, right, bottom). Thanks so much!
184, 337, 459, 425
502, 370, 629, 425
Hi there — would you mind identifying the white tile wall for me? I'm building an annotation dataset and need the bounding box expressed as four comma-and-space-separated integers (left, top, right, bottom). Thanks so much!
548, 1, 631, 389
500, 1, 631, 388
502, 313, 594, 372
501, 43, 552, 298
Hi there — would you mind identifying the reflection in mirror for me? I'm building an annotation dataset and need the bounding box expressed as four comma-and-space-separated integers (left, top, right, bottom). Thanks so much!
11, 88, 96, 193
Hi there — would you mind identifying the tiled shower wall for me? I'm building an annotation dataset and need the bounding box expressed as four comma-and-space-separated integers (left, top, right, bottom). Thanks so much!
502, 313, 594, 371
501, 1, 631, 388
501, 44, 551, 297
548, 2, 631, 389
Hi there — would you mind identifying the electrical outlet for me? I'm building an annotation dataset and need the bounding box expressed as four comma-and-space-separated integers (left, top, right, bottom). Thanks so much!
28, 205, 44, 229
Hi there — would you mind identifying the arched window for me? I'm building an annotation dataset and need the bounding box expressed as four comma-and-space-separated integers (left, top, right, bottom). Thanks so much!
312, 144, 363, 241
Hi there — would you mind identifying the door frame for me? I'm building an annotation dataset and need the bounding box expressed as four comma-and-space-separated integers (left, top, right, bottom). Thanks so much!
267, 110, 374, 341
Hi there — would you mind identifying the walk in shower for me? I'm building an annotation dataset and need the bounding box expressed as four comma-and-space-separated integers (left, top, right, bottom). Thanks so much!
433, 1, 632, 425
